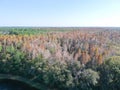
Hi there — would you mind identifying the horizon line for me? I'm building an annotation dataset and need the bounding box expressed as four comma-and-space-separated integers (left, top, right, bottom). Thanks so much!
0, 26, 120, 28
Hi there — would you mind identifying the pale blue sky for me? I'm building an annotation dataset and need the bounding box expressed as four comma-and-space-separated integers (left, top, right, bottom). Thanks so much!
0, 0, 120, 27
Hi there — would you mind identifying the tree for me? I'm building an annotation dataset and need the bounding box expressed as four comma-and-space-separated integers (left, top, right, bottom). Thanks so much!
99, 56, 120, 90
75, 69, 99, 90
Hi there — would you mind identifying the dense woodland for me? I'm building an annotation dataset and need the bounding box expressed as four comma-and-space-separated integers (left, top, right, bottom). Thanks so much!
0, 27, 120, 90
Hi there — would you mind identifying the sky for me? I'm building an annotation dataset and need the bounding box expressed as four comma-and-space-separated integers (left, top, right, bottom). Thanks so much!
0, 0, 120, 27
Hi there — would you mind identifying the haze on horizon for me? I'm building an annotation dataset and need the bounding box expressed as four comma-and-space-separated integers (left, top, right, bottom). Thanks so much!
0, 0, 120, 27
